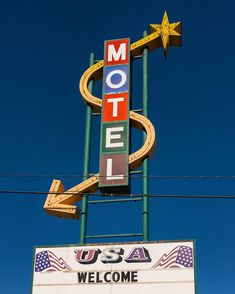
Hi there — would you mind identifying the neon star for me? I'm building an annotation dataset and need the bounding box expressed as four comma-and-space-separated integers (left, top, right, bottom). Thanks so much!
149, 11, 182, 58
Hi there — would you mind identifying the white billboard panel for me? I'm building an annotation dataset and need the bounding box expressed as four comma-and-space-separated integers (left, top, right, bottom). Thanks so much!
32, 241, 196, 294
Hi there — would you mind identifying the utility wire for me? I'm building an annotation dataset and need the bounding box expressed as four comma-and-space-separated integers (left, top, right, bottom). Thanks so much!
0, 174, 235, 179
0, 190, 234, 199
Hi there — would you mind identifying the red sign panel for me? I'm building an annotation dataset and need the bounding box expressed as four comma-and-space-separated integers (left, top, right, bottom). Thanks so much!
102, 93, 129, 122
105, 39, 129, 66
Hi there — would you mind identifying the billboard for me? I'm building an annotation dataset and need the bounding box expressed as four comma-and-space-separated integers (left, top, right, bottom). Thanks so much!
32, 241, 196, 294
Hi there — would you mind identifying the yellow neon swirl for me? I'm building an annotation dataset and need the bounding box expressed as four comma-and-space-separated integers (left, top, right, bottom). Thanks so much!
44, 12, 182, 219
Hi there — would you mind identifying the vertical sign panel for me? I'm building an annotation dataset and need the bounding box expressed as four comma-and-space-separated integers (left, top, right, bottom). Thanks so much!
99, 38, 130, 193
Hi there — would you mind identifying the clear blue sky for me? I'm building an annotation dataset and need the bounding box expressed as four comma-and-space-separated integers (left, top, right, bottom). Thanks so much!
0, 0, 235, 293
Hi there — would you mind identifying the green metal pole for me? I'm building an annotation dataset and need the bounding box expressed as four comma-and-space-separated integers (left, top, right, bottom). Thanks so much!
142, 31, 149, 241
79, 53, 95, 244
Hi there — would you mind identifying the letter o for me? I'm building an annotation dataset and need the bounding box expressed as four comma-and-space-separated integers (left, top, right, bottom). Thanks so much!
112, 272, 120, 283
106, 70, 126, 89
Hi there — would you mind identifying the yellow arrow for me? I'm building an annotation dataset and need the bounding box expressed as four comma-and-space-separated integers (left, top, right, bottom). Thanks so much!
44, 175, 99, 219
44, 12, 182, 219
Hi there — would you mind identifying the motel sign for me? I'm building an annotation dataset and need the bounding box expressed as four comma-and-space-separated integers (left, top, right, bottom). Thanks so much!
43, 11, 182, 220
99, 39, 130, 192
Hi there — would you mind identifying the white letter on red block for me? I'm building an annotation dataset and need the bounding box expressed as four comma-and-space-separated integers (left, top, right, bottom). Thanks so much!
106, 158, 124, 180
108, 43, 126, 62
107, 97, 124, 117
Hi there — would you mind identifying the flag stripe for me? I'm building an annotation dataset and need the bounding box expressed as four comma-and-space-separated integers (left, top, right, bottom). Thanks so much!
156, 254, 178, 267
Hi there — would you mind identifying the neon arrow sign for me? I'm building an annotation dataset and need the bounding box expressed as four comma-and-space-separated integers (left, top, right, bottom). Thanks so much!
43, 12, 182, 219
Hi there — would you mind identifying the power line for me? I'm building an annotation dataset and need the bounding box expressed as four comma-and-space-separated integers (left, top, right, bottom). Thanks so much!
0, 189, 234, 199
0, 174, 235, 179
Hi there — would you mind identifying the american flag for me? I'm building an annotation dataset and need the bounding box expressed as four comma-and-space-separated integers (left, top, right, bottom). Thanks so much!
152, 245, 193, 269
35, 250, 72, 272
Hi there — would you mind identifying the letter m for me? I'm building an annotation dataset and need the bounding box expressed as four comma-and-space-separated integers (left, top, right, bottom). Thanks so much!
105, 39, 129, 65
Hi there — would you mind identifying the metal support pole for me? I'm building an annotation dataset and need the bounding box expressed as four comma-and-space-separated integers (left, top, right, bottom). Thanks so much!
79, 53, 95, 244
142, 31, 149, 241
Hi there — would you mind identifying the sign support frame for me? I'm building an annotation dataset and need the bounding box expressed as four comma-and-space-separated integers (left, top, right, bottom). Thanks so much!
142, 31, 149, 241
79, 53, 95, 245
79, 32, 151, 244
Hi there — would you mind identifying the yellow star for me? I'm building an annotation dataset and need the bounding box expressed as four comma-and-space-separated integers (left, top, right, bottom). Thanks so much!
149, 11, 182, 58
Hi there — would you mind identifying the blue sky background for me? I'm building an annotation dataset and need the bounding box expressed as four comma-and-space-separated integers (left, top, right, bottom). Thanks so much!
0, 0, 235, 293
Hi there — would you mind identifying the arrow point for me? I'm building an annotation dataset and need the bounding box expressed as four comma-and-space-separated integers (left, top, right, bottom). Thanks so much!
44, 179, 80, 220
44, 179, 64, 208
